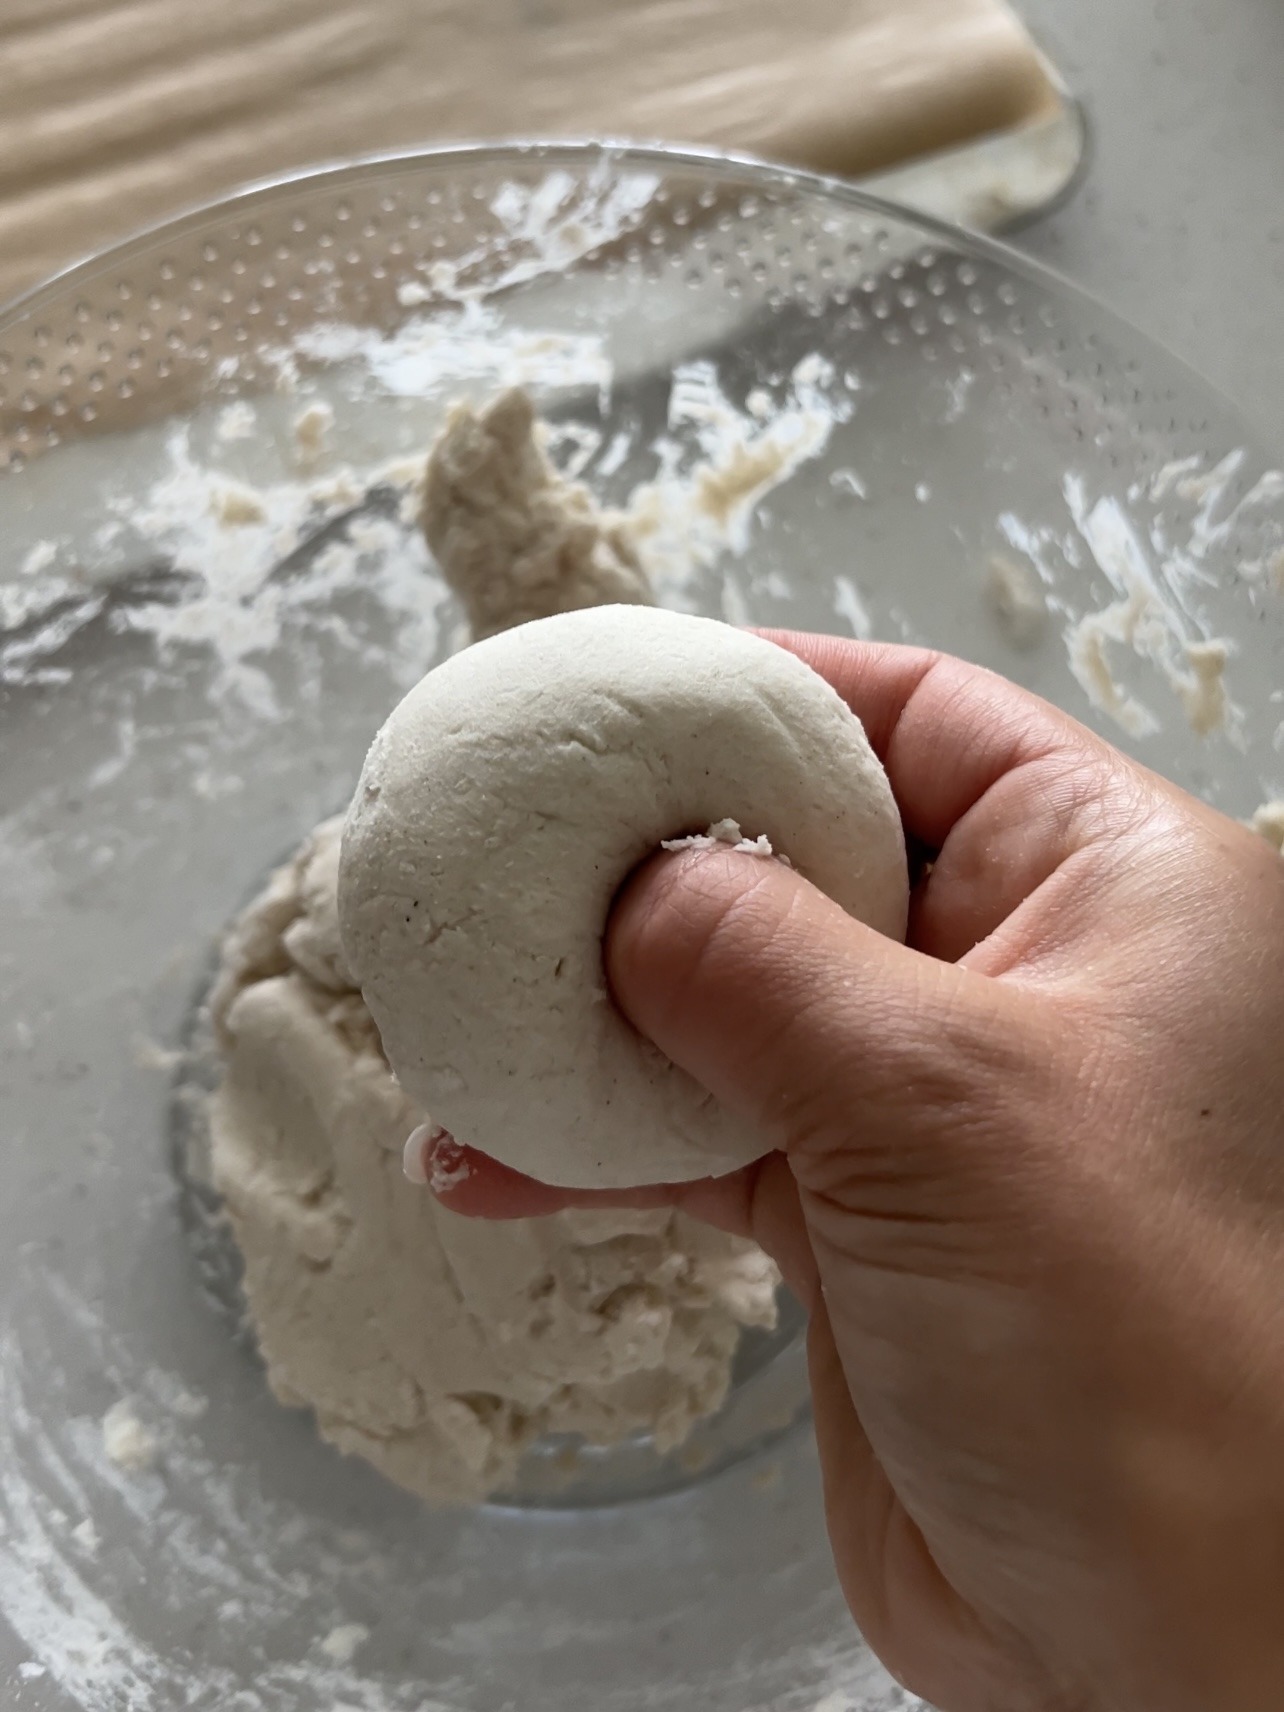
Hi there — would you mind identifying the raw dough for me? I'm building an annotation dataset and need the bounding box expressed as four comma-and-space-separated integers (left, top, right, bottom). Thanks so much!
339, 604, 908, 1189
985, 552, 1047, 649
210, 815, 779, 1503
208, 391, 788, 1501
422, 389, 651, 639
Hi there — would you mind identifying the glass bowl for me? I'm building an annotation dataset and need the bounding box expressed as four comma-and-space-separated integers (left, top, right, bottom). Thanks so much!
2, 143, 1283, 1712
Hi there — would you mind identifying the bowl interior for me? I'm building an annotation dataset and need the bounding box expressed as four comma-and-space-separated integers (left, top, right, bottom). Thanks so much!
2, 144, 1283, 1712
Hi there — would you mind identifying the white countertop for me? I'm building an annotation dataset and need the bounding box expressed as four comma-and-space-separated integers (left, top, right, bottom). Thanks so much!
1015, 0, 1284, 449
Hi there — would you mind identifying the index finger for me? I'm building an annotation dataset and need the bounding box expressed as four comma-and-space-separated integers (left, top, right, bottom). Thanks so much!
756, 632, 1107, 853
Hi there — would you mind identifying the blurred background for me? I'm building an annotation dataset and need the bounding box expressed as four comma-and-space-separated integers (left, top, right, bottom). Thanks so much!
2, 0, 1281, 439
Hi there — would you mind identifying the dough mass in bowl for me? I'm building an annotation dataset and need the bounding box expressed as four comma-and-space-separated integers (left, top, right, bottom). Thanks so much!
339, 604, 909, 1189
206, 393, 790, 1503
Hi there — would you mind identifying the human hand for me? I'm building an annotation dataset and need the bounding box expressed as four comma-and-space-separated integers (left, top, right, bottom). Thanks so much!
426, 635, 1284, 1712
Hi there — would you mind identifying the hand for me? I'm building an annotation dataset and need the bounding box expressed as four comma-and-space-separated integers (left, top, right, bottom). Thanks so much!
429, 635, 1284, 1712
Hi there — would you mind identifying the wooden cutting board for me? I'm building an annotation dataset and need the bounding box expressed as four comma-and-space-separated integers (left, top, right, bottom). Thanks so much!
0, 0, 1061, 305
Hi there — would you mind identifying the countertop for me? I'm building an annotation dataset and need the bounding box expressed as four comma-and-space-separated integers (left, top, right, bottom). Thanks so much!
1016, 0, 1284, 450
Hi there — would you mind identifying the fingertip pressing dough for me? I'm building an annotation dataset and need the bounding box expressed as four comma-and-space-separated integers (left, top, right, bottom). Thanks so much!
339, 604, 909, 1190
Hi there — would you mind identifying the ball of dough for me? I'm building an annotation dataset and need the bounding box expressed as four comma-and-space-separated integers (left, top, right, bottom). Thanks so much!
338, 605, 907, 1189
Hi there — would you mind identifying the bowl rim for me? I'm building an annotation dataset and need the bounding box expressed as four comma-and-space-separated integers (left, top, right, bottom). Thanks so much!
0, 137, 1271, 454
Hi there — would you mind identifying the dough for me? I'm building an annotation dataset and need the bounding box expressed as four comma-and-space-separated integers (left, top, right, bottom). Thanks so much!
209, 819, 779, 1504
207, 389, 789, 1501
422, 389, 651, 639
339, 604, 908, 1189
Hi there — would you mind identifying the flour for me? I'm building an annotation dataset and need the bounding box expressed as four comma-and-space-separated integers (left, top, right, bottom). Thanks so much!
832, 574, 874, 640
292, 402, 334, 468
662, 819, 791, 863
420, 389, 651, 638
996, 474, 1250, 744
290, 304, 614, 404
69, 1521, 100, 1558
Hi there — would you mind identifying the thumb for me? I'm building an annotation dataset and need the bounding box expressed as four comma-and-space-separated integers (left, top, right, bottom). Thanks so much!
606, 846, 1048, 1205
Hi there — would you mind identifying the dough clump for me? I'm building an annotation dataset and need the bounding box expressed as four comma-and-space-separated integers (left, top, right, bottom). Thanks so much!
208, 390, 783, 1501
340, 604, 908, 1189
421, 388, 651, 639
210, 816, 779, 1502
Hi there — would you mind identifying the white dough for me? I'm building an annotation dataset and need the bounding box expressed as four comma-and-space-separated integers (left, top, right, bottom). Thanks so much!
208, 393, 785, 1504
210, 820, 779, 1504
339, 604, 908, 1189
421, 388, 651, 639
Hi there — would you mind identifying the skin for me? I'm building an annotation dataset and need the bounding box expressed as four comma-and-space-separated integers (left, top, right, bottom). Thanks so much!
420, 634, 1284, 1712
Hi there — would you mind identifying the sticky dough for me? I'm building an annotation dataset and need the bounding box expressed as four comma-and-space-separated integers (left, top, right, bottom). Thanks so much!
339, 604, 909, 1189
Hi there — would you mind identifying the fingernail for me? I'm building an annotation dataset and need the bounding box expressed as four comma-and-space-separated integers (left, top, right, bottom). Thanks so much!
427, 1132, 470, 1195
402, 1123, 436, 1184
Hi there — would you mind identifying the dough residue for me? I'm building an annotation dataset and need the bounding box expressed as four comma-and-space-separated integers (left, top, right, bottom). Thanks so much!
1177, 638, 1231, 739
421, 387, 651, 639
101, 1400, 158, 1472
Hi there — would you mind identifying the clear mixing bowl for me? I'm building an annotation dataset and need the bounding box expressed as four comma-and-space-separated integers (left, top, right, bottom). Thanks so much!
2, 143, 1283, 1712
